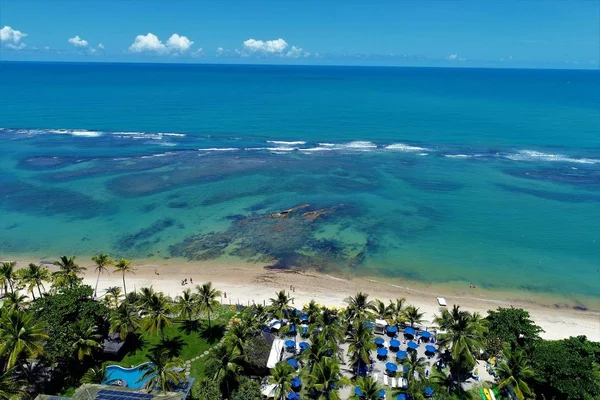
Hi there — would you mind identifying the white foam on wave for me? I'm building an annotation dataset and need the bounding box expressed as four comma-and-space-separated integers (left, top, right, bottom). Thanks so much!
504, 150, 599, 165
198, 148, 238, 151
444, 154, 471, 159
299, 147, 334, 152
267, 140, 306, 145
318, 143, 336, 147
47, 129, 103, 137
246, 147, 296, 151
385, 143, 429, 152
341, 141, 377, 150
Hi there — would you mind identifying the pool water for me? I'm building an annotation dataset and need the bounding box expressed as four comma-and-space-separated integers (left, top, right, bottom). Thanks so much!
103, 363, 155, 389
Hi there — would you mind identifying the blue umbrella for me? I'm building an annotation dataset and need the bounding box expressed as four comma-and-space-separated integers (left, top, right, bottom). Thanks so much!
354, 386, 364, 396
364, 321, 374, 329
374, 337, 385, 346
425, 386, 435, 397
289, 325, 297, 334
378, 389, 386, 398
285, 340, 296, 348
420, 331, 431, 338
295, 309, 301, 316
385, 362, 398, 372
390, 339, 401, 348
287, 392, 301, 400
396, 350, 408, 360
270, 320, 282, 327
377, 347, 388, 357
403, 365, 410, 372
425, 345, 437, 353
301, 326, 309, 336
386, 325, 398, 334
407, 341, 418, 350
300, 313, 309, 322
291, 377, 302, 388
404, 327, 416, 336
397, 395, 407, 400
287, 358, 299, 369
299, 342, 310, 350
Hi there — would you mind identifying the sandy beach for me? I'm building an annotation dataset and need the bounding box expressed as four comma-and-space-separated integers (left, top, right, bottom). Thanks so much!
10, 257, 599, 342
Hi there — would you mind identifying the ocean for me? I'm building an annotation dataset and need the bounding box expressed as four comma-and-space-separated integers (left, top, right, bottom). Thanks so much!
1, 62, 599, 303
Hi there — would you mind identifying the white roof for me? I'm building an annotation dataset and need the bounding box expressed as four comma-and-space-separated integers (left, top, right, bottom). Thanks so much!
375, 319, 387, 327
437, 297, 447, 306
261, 383, 277, 398
266, 338, 285, 368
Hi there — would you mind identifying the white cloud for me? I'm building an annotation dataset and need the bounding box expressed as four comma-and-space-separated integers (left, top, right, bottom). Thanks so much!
44, 46, 51, 50
7, 42, 26, 50
129, 32, 193, 54
97, 43, 104, 49
446, 54, 458, 60
90, 48, 97, 54
68, 35, 88, 48
243, 38, 288, 53
286, 45, 309, 58
1, 26, 27, 44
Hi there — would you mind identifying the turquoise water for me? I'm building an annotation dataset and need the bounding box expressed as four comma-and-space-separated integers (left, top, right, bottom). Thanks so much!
104, 363, 153, 389
0, 62, 599, 302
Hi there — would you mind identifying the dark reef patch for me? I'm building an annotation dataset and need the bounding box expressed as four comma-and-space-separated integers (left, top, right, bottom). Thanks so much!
167, 201, 189, 209
503, 166, 600, 189
116, 218, 176, 253
497, 183, 600, 203
18, 155, 90, 170
400, 175, 463, 192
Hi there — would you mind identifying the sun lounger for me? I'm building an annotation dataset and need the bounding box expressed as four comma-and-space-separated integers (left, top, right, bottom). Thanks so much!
372, 373, 378, 382
437, 297, 447, 306
383, 375, 389, 386
391, 377, 397, 388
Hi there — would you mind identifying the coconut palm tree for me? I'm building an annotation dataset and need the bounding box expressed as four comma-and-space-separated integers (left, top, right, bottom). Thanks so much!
0, 262, 17, 295
109, 301, 140, 341
346, 319, 376, 376
91, 253, 113, 297
303, 299, 322, 325
344, 292, 376, 322
315, 307, 344, 353
2, 292, 28, 312
269, 290, 292, 321
226, 319, 253, 359
270, 361, 295, 400
496, 347, 535, 400
139, 347, 185, 393
104, 286, 122, 308
433, 305, 487, 386
403, 305, 425, 328
196, 282, 222, 328
280, 311, 301, 346
352, 376, 384, 400
307, 357, 349, 399
0, 368, 25, 400
137, 286, 156, 310
374, 299, 393, 321
174, 288, 198, 322
140, 292, 173, 338
210, 343, 244, 397
113, 258, 135, 295
81, 363, 107, 384
20, 263, 49, 299
0, 309, 48, 370
404, 350, 427, 388
52, 256, 85, 289
72, 321, 103, 361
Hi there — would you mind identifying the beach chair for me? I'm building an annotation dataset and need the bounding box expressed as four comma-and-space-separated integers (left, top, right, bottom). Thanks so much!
383, 375, 389, 386
391, 377, 397, 388
373, 373, 378, 382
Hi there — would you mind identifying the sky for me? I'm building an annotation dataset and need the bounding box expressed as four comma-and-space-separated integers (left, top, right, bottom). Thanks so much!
1, 0, 599, 68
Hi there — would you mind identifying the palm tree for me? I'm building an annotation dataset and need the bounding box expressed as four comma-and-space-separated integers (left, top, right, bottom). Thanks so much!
139, 348, 185, 393
140, 292, 173, 338
137, 286, 156, 310
315, 307, 344, 353
174, 288, 198, 322
496, 347, 535, 400
104, 286, 122, 308
72, 322, 103, 361
196, 282, 222, 328
2, 292, 28, 312
0, 309, 48, 370
433, 305, 487, 387
374, 299, 393, 321
404, 350, 427, 388
0, 261, 17, 295
0, 368, 25, 400
280, 311, 301, 346
344, 292, 376, 322
303, 299, 322, 325
307, 357, 349, 399
113, 258, 135, 295
210, 343, 244, 397
352, 376, 384, 400
301, 333, 334, 371
270, 361, 295, 400
81, 363, 107, 384
21, 263, 49, 299
109, 301, 141, 341
269, 290, 292, 321
52, 256, 85, 289
403, 305, 425, 328
91, 253, 113, 297
346, 319, 376, 376
226, 319, 253, 359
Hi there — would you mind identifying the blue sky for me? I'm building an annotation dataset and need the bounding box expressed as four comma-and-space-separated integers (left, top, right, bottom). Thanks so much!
1, 0, 598, 68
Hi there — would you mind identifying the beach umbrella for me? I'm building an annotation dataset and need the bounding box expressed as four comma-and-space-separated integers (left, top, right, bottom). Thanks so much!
374, 337, 385, 346
425, 345, 437, 353
291, 376, 302, 389
390, 339, 401, 348
396, 350, 408, 360
285, 340, 296, 348
407, 341, 418, 350
364, 321, 374, 329
377, 347, 388, 357
300, 313, 309, 322
287, 358, 299, 369
378, 389, 386, 398
403, 366, 410, 373
397, 395, 407, 400
420, 331, 431, 339
385, 362, 398, 373
287, 392, 301, 400
299, 342, 310, 351
354, 386, 364, 396
424, 386, 435, 397
386, 325, 398, 334
404, 327, 415, 336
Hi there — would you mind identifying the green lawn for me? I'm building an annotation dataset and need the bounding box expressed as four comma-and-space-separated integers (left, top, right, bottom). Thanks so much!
110, 305, 236, 379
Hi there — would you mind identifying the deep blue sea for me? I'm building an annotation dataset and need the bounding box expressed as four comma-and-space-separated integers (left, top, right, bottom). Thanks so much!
1, 62, 599, 303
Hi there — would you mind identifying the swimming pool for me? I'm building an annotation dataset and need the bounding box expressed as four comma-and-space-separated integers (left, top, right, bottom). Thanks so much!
103, 363, 155, 389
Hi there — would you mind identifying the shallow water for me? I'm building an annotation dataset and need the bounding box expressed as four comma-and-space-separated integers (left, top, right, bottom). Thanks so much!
0, 62, 599, 300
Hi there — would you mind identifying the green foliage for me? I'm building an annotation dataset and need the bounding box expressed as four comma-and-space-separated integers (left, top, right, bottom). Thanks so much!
230, 377, 263, 400
243, 335, 271, 374
192, 377, 223, 400
0, 309, 48, 370
496, 347, 535, 400
531, 335, 600, 400
486, 307, 543, 351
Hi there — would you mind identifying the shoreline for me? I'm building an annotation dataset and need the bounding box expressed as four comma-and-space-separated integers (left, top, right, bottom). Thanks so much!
7, 256, 600, 342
